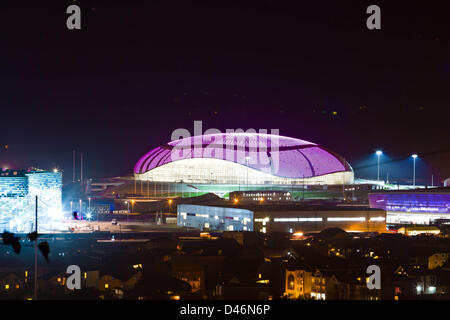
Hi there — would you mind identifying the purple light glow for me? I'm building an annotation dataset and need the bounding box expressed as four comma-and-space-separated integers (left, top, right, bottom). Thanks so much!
369, 192, 450, 215
134, 133, 352, 178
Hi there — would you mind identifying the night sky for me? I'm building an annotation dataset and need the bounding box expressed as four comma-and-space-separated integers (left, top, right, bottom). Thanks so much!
1, 0, 449, 184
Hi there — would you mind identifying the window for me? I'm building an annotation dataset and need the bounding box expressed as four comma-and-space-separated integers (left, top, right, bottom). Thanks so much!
287, 275, 295, 290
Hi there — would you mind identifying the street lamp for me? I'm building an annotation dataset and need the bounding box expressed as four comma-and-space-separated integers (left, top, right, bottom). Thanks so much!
375, 150, 382, 182
168, 199, 173, 213
88, 197, 91, 214
79, 199, 82, 218
412, 154, 418, 186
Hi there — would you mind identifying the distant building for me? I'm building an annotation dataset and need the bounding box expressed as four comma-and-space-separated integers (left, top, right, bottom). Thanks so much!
285, 268, 379, 300
285, 269, 327, 300
428, 253, 450, 270
229, 190, 292, 203
398, 226, 440, 236
252, 205, 386, 234
0, 273, 23, 292
134, 132, 354, 185
0, 168, 62, 233
368, 188, 450, 225
91, 198, 115, 214
177, 204, 253, 231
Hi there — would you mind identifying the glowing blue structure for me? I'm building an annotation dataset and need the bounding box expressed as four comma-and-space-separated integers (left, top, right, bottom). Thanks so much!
369, 188, 450, 225
0, 169, 62, 233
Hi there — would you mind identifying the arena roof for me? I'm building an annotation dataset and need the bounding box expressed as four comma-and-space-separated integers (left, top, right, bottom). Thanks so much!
134, 132, 352, 179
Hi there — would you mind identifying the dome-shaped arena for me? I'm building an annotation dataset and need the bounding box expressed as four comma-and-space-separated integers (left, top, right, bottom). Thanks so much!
134, 133, 353, 185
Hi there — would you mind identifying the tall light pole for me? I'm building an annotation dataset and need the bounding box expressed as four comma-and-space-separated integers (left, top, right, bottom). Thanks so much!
88, 197, 91, 214
412, 154, 418, 186
376, 150, 382, 182
34, 196, 38, 300
79, 199, 82, 219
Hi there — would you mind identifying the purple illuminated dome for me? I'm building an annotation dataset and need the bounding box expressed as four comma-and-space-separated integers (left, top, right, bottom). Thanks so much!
134, 132, 353, 185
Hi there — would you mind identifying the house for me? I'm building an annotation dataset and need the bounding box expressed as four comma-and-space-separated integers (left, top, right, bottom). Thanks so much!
284, 267, 380, 300
428, 253, 450, 270
0, 273, 24, 292
285, 268, 327, 300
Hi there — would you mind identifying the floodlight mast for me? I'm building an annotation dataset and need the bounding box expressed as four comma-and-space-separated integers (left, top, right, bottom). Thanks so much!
412, 154, 418, 186
34, 195, 38, 300
376, 150, 382, 181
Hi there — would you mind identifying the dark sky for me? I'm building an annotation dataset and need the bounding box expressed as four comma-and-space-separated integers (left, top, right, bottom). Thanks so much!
1, 0, 449, 184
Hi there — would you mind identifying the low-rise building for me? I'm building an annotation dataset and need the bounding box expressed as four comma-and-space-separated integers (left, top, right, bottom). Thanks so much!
284, 267, 380, 300
253, 205, 386, 234
285, 269, 327, 300
177, 204, 253, 231
428, 253, 450, 270
0, 273, 23, 292
229, 190, 292, 203
398, 226, 440, 236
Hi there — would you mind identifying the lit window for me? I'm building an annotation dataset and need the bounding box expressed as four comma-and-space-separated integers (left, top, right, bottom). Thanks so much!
105, 284, 109, 289
327, 217, 365, 222
5, 285, 9, 290
287, 275, 295, 290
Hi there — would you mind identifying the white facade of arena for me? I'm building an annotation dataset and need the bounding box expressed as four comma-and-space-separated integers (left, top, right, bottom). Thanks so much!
136, 158, 354, 185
